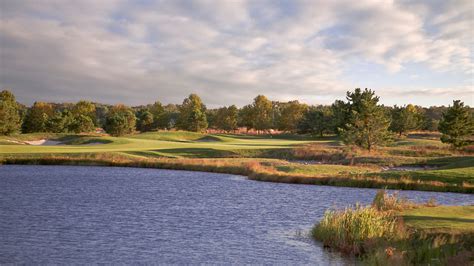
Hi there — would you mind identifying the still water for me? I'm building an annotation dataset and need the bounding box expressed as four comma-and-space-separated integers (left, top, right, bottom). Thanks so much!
1, 165, 473, 264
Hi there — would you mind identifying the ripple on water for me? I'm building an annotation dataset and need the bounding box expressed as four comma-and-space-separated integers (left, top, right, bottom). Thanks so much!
0, 165, 472, 264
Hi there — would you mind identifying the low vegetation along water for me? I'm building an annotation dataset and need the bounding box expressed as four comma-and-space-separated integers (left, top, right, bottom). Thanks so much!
1, 165, 473, 264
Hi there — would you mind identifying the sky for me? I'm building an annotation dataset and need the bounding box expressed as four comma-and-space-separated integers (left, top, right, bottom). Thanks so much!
0, 0, 472, 108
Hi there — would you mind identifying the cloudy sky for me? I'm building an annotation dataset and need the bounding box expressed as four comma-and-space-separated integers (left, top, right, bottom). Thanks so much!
0, 0, 472, 107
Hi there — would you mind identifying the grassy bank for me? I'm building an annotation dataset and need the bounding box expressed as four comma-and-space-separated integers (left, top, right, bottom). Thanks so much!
1, 152, 473, 193
0, 131, 473, 193
312, 191, 474, 264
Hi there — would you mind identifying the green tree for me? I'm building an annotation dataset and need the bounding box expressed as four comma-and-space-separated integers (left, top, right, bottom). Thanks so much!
389, 104, 423, 136
421, 106, 448, 131
149, 101, 169, 129
340, 88, 391, 152
238, 104, 254, 131
0, 90, 21, 135
438, 100, 474, 148
277, 100, 308, 132
298, 105, 333, 136
206, 108, 218, 129
215, 105, 238, 132
176, 94, 208, 132
136, 109, 154, 132
46, 111, 68, 133
69, 114, 95, 133
252, 95, 273, 133
104, 104, 136, 136
331, 99, 350, 135
162, 104, 179, 129
22, 102, 54, 133
72, 100, 96, 125
95, 104, 109, 128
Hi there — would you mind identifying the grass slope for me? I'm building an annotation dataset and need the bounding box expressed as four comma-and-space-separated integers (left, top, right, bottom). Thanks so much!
402, 205, 474, 232
1, 131, 473, 193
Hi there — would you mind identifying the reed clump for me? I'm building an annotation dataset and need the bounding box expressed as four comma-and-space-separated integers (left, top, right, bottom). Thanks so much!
312, 190, 473, 264
312, 203, 401, 255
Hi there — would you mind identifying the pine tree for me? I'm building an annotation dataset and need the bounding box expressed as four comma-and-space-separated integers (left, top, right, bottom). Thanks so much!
438, 100, 474, 148
340, 88, 391, 152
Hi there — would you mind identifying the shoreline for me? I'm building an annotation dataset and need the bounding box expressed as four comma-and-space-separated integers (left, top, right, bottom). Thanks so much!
2, 154, 473, 194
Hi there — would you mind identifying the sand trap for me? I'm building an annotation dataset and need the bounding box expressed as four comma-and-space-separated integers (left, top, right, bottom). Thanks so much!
5, 139, 24, 144
24, 139, 62, 146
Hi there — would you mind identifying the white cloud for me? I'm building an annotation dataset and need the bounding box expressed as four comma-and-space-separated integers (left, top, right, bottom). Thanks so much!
0, 0, 472, 107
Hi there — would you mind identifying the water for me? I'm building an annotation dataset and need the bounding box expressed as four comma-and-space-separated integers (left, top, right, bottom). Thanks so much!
1, 165, 473, 264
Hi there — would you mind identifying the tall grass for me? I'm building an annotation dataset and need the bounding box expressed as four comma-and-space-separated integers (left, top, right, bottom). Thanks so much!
1, 153, 473, 193
312, 190, 473, 264
312, 204, 401, 255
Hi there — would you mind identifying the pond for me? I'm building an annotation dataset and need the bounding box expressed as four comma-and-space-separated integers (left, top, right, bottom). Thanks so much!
1, 165, 473, 264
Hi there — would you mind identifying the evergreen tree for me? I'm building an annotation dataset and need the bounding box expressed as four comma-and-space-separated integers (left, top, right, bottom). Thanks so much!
340, 88, 391, 152
438, 100, 474, 148
0, 90, 21, 135
331, 99, 350, 134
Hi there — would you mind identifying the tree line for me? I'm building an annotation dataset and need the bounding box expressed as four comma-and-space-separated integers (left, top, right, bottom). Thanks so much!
1, 89, 473, 150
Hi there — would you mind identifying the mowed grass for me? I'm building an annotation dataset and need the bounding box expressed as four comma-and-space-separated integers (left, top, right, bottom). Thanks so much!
0, 131, 313, 155
275, 164, 379, 176
1, 131, 473, 193
401, 205, 474, 232
376, 157, 474, 185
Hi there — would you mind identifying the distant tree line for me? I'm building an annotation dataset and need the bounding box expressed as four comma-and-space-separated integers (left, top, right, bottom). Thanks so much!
1, 89, 473, 150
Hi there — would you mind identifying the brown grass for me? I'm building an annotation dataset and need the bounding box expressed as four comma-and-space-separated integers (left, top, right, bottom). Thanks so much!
1, 152, 473, 193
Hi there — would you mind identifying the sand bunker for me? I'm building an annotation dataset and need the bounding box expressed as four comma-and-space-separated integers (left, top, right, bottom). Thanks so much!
24, 139, 62, 146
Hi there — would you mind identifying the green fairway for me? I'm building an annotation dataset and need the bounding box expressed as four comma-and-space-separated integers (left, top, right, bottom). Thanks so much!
0, 131, 314, 156
1, 131, 473, 193
401, 205, 474, 232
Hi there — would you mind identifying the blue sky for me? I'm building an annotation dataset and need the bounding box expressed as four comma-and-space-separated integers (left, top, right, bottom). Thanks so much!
0, 0, 472, 107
